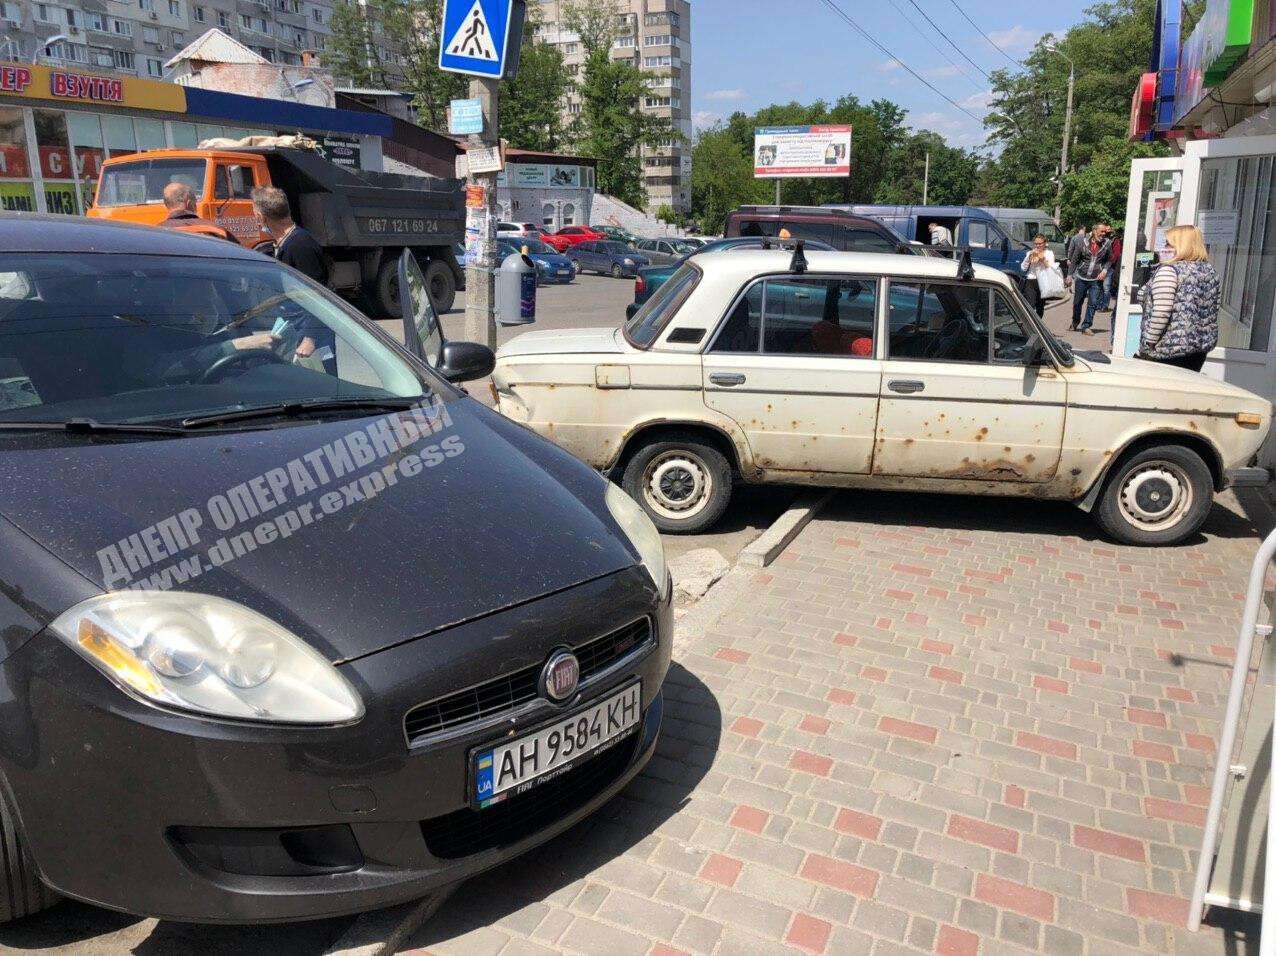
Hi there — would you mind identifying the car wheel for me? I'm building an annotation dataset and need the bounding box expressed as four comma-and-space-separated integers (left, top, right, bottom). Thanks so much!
1094, 445, 1214, 546
622, 434, 732, 534
611, 264, 623, 278
0, 788, 57, 923
424, 259, 457, 314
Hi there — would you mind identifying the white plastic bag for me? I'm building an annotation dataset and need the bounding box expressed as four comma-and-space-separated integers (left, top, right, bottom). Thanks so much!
1037, 265, 1066, 300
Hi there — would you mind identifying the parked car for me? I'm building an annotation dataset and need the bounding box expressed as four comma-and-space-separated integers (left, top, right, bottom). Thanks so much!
725, 205, 912, 255
496, 222, 545, 239
632, 238, 699, 266
497, 237, 577, 285
568, 240, 651, 278
493, 246, 1271, 546
0, 214, 671, 924
593, 225, 640, 245
630, 236, 835, 314
542, 225, 606, 252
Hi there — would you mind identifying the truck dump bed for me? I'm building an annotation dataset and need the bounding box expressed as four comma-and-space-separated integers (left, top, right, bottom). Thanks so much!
241, 147, 464, 249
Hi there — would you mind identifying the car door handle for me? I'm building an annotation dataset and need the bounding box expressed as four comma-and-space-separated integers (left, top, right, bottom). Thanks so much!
710, 373, 746, 387
888, 379, 925, 394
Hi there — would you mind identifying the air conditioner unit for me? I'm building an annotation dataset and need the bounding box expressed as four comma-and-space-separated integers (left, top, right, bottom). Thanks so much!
149, 12, 158, 19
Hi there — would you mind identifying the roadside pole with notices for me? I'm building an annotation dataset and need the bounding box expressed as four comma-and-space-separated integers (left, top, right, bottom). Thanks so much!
439, 0, 525, 349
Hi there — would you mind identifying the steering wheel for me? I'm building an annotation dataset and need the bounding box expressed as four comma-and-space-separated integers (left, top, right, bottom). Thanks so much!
199, 348, 289, 384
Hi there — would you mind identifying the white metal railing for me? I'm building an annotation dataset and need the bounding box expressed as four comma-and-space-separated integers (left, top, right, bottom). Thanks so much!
1189, 526, 1276, 952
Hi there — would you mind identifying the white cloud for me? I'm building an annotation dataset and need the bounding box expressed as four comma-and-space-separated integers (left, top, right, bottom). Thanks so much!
960, 90, 995, 111
704, 88, 746, 102
923, 65, 963, 80
876, 58, 903, 73
693, 110, 721, 130
910, 111, 987, 149
985, 24, 1041, 54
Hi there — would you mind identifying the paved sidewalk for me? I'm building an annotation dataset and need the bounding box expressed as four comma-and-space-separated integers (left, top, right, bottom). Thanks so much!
407, 489, 1271, 955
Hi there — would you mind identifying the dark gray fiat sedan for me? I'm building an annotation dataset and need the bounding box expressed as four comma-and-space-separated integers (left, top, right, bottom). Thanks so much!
0, 215, 670, 923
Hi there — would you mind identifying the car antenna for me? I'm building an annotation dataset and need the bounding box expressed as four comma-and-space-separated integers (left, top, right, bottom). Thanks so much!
790, 240, 808, 275
956, 248, 974, 282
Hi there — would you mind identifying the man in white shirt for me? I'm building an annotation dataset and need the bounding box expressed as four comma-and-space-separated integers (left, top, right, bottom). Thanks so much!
928, 222, 954, 246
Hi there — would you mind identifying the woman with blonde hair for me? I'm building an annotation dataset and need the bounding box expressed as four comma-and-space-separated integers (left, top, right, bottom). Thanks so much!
1138, 224, 1220, 372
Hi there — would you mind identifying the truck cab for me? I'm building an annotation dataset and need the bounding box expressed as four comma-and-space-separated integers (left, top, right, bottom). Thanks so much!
841, 204, 1026, 285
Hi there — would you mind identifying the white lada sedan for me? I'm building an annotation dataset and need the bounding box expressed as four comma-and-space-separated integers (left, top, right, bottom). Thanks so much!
492, 248, 1270, 546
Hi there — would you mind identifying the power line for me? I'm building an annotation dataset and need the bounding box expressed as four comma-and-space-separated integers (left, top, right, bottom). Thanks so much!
945, 0, 1023, 68
816, 0, 984, 123
902, 0, 991, 81
884, 0, 985, 90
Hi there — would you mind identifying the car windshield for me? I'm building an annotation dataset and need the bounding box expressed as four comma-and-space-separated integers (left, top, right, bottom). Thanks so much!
625, 262, 701, 347
0, 253, 438, 427
599, 242, 632, 255
97, 159, 208, 207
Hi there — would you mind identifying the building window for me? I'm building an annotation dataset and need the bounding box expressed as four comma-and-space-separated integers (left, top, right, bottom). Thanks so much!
146, 57, 163, 75
0, 2, 19, 23
562, 42, 578, 53
47, 40, 86, 62
217, 9, 229, 26
614, 36, 634, 48
568, 102, 581, 115
644, 34, 671, 46
142, 25, 158, 42
642, 56, 672, 68
192, 5, 203, 20
294, 30, 305, 45
112, 49, 135, 69
112, 18, 132, 35
35, 4, 52, 21
562, 203, 575, 226
311, 7, 321, 21
139, 0, 153, 10
168, 0, 180, 15
171, 30, 183, 44
542, 203, 555, 229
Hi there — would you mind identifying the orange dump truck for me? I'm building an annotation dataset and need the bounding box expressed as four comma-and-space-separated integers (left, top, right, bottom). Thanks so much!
87, 146, 464, 315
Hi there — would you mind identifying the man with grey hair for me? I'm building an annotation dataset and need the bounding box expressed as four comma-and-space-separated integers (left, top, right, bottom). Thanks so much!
252, 185, 333, 369
159, 181, 238, 243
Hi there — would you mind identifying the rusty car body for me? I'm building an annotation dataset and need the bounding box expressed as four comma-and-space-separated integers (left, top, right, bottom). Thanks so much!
492, 249, 1271, 545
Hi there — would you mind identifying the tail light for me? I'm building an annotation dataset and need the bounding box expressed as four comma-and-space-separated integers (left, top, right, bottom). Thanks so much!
635, 275, 647, 296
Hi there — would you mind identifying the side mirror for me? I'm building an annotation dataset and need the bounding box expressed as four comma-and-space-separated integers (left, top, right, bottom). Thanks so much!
1001, 237, 1011, 257
438, 341, 495, 383
1025, 336, 1047, 365
397, 249, 442, 368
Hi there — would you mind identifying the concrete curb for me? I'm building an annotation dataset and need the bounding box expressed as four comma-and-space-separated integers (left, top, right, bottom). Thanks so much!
323, 887, 454, 956
737, 489, 835, 569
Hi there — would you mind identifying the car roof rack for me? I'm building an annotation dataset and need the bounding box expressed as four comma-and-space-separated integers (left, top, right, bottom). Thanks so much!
956, 248, 974, 282
790, 240, 808, 275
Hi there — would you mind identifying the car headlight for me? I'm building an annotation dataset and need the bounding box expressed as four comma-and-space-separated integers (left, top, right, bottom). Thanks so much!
50, 592, 364, 725
605, 483, 669, 601
623, 258, 635, 266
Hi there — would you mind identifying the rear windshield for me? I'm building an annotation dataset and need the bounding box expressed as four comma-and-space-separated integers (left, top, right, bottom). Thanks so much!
96, 158, 207, 207
624, 263, 701, 348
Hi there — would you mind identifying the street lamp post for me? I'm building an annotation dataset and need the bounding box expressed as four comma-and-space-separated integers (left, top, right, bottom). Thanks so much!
1045, 43, 1075, 225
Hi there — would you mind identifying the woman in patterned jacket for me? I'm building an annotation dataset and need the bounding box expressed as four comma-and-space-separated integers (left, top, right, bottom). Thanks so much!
1138, 224, 1221, 373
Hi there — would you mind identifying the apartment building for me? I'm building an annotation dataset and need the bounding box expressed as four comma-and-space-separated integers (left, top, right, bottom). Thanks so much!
531, 0, 691, 213
0, 0, 404, 86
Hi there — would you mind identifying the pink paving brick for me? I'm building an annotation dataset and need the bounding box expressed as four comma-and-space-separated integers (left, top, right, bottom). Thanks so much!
799, 714, 831, 735
649, 946, 689, 956
892, 562, 933, 577
1145, 797, 1206, 826
753, 573, 774, 585
730, 716, 764, 738
699, 853, 743, 887
926, 587, 950, 599
947, 814, 1019, 853
1161, 619, 1186, 630
962, 613, 987, 627
974, 873, 1055, 922
1211, 645, 1236, 660
799, 853, 879, 898
1186, 733, 1216, 752
729, 805, 769, 836
930, 665, 964, 684
874, 617, 893, 630
1033, 675, 1069, 694
1004, 785, 1026, 808
1184, 785, 1211, 806
1047, 620, 1069, 634
1165, 686, 1194, 702
905, 611, 929, 626
880, 716, 938, 744
923, 639, 954, 654
835, 537, 861, 548
1015, 731, 1077, 760
826, 688, 857, 707
786, 913, 832, 953
885, 589, 915, 601
862, 666, 887, 682
834, 808, 883, 841
1126, 888, 1190, 926
833, 632, 858, 647
715, 648, 750, 664
1126, 707, 1168, 728
1069, 657, 1102, 674
1073, 825, 1146, 862
958, 584, 987, 597
935, 924, 980, 956
790, 750, 834, 776
1132, 740, 1177, 762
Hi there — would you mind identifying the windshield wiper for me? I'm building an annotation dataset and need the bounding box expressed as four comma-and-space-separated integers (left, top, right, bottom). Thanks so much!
180, 397, 422, 430
0, 417, 186, 436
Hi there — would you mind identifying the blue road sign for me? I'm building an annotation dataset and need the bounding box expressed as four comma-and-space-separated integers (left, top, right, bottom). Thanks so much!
438, 0, 514, 79
449, 98, 484, 135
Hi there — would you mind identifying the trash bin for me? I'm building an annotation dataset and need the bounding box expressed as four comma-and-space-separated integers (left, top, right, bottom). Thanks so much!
496, 247, 536, 326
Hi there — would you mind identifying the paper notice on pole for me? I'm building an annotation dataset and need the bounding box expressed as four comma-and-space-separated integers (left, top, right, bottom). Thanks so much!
465, 184, 486, 209
468, 144, 505, 174
1198, 209, 1240, 247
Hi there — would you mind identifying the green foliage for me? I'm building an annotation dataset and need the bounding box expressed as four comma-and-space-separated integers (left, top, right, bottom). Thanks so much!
655, 204, 681, 226
1060, 136, 1165, 228
501, 38, 569, 152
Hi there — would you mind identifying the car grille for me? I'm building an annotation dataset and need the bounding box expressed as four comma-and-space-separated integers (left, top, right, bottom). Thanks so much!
420, 735, 639, 860
403, 619, 652, 745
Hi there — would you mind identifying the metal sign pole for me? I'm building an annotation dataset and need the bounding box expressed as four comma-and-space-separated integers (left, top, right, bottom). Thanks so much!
464, 76, 499, 349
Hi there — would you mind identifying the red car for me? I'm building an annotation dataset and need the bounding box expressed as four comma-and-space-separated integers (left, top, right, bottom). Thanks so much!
543, 225, 605, 252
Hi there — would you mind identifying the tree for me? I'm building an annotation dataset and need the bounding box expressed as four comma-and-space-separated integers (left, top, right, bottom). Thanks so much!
564, 0, 674, 209
500, 37, 569, 152
1059, 136, 1164, 228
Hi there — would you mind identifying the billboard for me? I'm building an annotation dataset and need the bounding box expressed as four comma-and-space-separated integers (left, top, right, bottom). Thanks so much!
754, 125, 852, 179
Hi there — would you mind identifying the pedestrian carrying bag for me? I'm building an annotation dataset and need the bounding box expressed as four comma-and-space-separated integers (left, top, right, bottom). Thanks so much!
1037, 265, 1066, 301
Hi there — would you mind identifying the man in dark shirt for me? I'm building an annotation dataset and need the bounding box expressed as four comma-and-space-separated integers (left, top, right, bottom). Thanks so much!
159, 182, 240, 244
251, 186, 334, 371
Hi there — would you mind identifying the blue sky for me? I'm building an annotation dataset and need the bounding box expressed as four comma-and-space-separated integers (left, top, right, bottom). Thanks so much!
689, 0, 1096, 151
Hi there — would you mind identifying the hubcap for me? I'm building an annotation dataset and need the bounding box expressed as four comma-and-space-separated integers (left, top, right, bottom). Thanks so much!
1119, 463, 1192, 530
644, 451, 711, 521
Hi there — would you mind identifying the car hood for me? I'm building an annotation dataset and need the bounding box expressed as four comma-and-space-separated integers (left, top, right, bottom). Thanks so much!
0, 399, 637, 663
498, 327, 626, 358
1068, 353, 1271, 412
530, 253, 574, 268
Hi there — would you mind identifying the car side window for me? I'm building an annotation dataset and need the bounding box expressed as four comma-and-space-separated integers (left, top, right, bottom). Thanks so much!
213, 164, 252, 200
992, 291, 1037, 363
888, 282, 990, 363
842, 229, 898, 254
711, 283, 764, 353
966, 222, 990, 249
762, 277, 877, 357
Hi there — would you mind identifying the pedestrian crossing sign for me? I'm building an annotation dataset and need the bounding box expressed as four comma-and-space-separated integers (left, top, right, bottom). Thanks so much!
438, 0, 519, 79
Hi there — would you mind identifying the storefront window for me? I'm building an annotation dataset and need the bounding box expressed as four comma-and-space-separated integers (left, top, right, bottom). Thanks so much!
65, 112, 105, 212
101, 114, 137, 158
32, 110, 78, 215
196, 124, 225, 143
168, 121, 198, 148
135, 118, 166, 151
0, 106, 35, 213
542, 203, 555, 229
1199, 156, 1275, 353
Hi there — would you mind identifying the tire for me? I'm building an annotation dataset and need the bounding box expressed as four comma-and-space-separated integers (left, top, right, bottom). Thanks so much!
372, 255, 403, 320
1094, 444, 1214, 546
0, 788, 57, 924
424, 258, 456, 314
611, 263, 623, 278
621, 433, 733, 534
